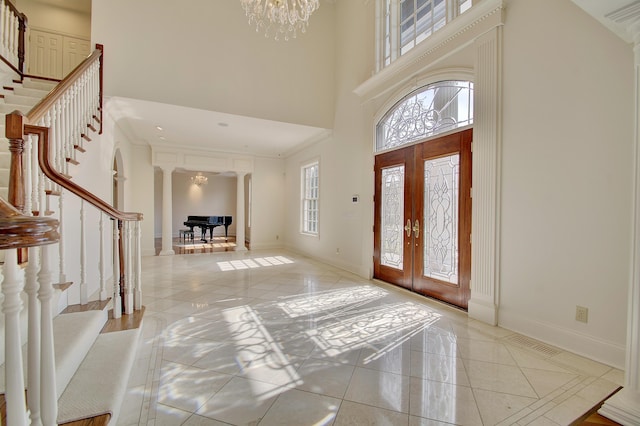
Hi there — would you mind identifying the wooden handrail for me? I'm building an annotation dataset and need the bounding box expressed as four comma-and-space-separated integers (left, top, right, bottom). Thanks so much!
0, 196, 59, 250
0, 0, 28, 75
26, 46, 103, 125
25, 123, 143, 222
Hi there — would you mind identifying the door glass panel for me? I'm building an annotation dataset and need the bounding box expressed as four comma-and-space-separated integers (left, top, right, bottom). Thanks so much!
381, 165, 405, 269
423, 154, 459, 283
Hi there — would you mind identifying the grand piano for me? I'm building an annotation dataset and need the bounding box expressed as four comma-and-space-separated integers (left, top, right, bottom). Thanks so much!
183, 215, 233, 242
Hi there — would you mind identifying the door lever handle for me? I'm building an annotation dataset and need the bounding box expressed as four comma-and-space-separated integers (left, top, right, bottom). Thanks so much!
405, 219, 411, 238
413, 219, 420, 238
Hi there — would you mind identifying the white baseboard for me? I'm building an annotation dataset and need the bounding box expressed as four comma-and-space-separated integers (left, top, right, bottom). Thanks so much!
499, 307, 625, 369
283, 244, 370, 279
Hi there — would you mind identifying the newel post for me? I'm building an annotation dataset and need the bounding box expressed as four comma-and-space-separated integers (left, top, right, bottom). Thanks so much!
6, 111, 26, 213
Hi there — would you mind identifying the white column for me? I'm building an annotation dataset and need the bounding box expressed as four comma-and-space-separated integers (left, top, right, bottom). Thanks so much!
468, 25, 502, 325
235, 172, 247, 251
159, 166, 175, 256
599, 20, 640, 426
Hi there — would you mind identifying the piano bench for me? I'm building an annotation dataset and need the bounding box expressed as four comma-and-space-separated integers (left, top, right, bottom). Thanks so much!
179, 229, 194, 243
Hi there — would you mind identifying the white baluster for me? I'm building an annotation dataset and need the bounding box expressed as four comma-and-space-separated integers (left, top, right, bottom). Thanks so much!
38, 243, 58, 426
30, 134, 40, 215
99, 213, 108, 300
1, 249, 29, 426
1, 1, 6, 58
24, 133, 33, 216
58, 189, 66, 284
135, 220, 142, 311
125, 221, 133, 314
25, 246, 41, 425
80, 199, 87, 304
113, 221, 122, 318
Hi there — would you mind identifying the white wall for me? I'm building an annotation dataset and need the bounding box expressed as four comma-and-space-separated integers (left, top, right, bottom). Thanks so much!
282, 0, 633, 367
250, 157, 286, 250
91, 0, 336, 129
497, 0, 633, 366
284, 0, 375, 278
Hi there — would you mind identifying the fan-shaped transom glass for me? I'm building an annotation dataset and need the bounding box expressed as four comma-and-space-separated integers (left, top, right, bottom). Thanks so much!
376, 80, 473, 152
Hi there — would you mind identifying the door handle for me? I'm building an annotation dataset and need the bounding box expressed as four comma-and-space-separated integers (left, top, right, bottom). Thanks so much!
405, 219, 411, 237
413, 219, 420, 239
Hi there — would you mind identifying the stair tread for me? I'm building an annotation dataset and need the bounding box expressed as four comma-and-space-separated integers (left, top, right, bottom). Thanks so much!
0, 310, 108, 398
57, 328, 140, 425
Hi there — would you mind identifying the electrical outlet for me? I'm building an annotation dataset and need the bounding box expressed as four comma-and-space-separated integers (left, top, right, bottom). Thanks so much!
575, 305, 589, 323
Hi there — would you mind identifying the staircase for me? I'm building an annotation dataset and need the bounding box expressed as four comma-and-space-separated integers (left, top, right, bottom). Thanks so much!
0, 6, 145, 424
0, 78, 57, 206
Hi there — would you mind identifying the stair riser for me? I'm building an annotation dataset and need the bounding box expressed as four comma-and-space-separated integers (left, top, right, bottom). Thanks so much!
0, 103, 31, 114
13, 86, 51, 98
2, 94, 39, 107
22, 79, 57, 92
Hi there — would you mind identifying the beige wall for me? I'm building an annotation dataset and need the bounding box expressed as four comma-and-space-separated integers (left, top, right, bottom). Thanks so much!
19, 0, 90, 38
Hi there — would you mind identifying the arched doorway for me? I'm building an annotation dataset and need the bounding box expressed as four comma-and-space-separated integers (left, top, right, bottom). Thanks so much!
373, 80, 473, 309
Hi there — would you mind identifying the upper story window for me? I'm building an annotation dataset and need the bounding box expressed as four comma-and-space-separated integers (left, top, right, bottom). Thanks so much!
376, 80, 473, 152
301, 160, 319, 236
380, 0, 475, 69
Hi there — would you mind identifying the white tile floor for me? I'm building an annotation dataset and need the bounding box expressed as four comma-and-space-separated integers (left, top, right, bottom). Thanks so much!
118, 250, 623, 426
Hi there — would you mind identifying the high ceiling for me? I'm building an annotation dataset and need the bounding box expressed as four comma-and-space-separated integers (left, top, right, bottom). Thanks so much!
571, 0, 639, 43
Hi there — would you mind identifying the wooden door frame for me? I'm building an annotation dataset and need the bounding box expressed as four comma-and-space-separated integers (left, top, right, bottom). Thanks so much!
373, 145, 414, 290
373, 128, 473, 309
412, 129, 472, 308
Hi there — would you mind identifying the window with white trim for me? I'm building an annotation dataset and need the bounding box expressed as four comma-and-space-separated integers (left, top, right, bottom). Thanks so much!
301, 161, 319, 235
379, 0, 475, 69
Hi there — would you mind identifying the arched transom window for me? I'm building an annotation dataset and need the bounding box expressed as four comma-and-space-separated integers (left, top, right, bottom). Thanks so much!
376, 80, 473, 152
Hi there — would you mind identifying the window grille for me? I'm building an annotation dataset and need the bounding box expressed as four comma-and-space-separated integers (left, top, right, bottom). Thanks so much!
376, 80, 473, 152
301, 161, 319, 235
380, 0, 475, 69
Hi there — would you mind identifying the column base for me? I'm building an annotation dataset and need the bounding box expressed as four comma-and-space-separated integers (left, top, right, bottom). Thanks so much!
599, 389, 640, 425
468, 297, 498, 325
159, 249, 175, 256
235, 245, 248, 252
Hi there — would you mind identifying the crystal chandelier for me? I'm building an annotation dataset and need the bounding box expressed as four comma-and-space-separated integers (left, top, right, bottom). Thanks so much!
191, 172, 208, 186
240, 0, 320, 41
